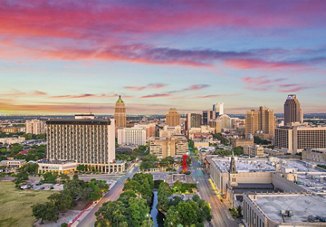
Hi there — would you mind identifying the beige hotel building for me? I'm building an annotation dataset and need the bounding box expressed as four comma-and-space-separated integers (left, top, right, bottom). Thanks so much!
46, 115, 125, 173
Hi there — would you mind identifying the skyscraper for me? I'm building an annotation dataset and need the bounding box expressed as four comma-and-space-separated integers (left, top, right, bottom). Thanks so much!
202, 110, 214, 125
114, 95, 126, 128
258, 106, 275, 137
245, 107, 275, 139
166, 108, 180, 126
284, 94, 303, 125
186, 113, 202, 130
245, 109, 259, 135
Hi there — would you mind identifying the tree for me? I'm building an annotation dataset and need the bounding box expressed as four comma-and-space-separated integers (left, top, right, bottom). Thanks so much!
96, 201, 128, 227
20, 163, 39, 175
128, 197, 150, 227
176, 201, 199, 225
164, 206, 181, 227
32, 202, 59, 223
233, 146, 244, 156
41, 172, 58, 184
48, 193, 73, 211
158, 182, 172, 212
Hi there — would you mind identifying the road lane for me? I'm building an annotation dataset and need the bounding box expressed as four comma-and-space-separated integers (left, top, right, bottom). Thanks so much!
76, 165, 139, 227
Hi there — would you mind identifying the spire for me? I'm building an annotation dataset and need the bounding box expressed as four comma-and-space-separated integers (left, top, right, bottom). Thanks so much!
116, 95, 124, 104
229, 151, 237, 174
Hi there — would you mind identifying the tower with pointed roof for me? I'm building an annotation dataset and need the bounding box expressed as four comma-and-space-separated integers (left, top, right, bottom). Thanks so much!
229, 151, 238, 187
114, 95, 126, 129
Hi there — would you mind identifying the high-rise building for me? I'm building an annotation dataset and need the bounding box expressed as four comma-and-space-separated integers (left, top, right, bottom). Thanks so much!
258, 106, 275, 137
25, 119, 46, 135
245, 107, 275, 139
186, 113, 202, 130
117, 127, 146, 146
245, 109, 259, 135
274, 125, 326, 153
46, 115, 124, 173
202, 110, 214, 125
114, 95, 126, 128
166, 108, 180, 126
213, 102, 224, 117
284, 94, 303, 126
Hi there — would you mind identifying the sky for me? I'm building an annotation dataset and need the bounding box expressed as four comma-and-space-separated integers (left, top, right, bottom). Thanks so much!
0, 0, 326, 115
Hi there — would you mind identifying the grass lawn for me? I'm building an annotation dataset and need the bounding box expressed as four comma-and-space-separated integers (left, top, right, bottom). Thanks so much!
0, 181, 54, 227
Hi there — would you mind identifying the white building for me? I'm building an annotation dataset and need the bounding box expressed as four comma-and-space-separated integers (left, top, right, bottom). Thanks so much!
134, 123, 156, 138
0, 136, 25, 145
117, 127, 146, 146
243, 193, 326, 227
25, 119, 46, 135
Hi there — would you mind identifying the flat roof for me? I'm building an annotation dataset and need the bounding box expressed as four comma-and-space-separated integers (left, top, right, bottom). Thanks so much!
252, 194, 326, 224
280, 160, 325, 173
46, 119, 111, 125
212, 157, 275, 173
297, 173, 326, 194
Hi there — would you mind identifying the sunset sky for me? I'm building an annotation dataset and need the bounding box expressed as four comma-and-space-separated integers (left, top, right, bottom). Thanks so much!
0, 0, 326, 115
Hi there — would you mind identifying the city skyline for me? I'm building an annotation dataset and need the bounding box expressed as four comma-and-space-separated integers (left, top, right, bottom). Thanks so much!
1, 1, 326, 114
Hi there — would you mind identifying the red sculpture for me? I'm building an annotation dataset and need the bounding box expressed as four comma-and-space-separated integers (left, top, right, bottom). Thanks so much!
182, 154, 188, 173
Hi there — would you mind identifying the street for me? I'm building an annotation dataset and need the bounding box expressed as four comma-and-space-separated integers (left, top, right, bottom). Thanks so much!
191, 155, 238, 227
76, 164, 140, 227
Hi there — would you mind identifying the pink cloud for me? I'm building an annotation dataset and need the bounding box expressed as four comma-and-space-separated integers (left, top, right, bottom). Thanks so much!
225, 59, 301, 70
50, 93, 122, 99
141, 93, 171, 99
124, 83, 167, 91
242, 76, 313, 93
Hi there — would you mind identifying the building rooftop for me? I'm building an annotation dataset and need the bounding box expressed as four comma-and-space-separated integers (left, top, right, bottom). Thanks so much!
297, 173, 326, 195
46, 119, 111, 125
251, 193, 326, 224
280, 160, 325, 173
212, 158, 275, 173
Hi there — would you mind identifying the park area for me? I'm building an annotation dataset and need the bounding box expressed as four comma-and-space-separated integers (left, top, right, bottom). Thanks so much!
0, 181, 53, 227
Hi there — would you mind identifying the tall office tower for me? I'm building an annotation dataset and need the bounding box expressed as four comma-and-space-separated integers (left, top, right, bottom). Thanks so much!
245, 109, 259, 135
25, 119, 46, 135
186, 113, 202, 130
218, 102, 224, 116
202, 110, 210, 125
245, 107, 275, 139
46, 115, 121, 173
114, 95, 126, 128
284, 94, 303, 125
166, 108, 180, 126
213, 102, 224, 117
258, 106, 275, 137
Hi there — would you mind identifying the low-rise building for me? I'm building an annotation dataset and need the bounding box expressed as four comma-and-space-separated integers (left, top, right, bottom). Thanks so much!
302, 148, 326, 163
0, 136, 25, 145
243, 193, 326, 227
149, 135, 188, 159
231, 138, 254, 148
0, 159, 26, 172
159, 125, 182, 138
38, 160, 78, 174
243, 145, 265, 157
